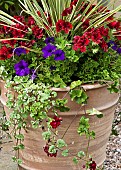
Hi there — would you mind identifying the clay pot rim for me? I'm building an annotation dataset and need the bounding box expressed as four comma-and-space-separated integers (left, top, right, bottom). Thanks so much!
0, 79, 107, 91
51, 83, 107, 91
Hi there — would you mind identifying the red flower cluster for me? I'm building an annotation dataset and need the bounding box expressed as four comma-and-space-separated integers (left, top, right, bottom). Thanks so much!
50, 116, 62, 129
73, 35, 90, 52
73, 26, 109, 52
0, 46, 12, 60
62, 6, 73, 16
89, 159, 97, 170
2, 40, 17, 48
32, 26, 43, 39
71, 0, 78, 6
56, 19, 72, 34
43, 144, 58, 157
62, 0, 78, 16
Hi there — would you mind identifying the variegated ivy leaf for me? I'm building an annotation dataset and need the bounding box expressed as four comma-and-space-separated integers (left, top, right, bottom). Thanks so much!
86, 108, 103, 118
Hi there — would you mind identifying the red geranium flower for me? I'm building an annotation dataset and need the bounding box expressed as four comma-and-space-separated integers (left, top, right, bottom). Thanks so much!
89, 159, 97, 170
90, 28, 102, 44
32, 26, 43, 39
56, 19, 72, 34
71, 0, 78, 6
27, 16, 35, 27
11, 23, 28, 38
73, 35, 90, 52
99, 26, 109, 37
0, 46, 12, 60
50, 116, 62, 129
100, 39, 108, 52
108, 21, 120, 30
2, 40, 17, 47
62, 6, 73, 16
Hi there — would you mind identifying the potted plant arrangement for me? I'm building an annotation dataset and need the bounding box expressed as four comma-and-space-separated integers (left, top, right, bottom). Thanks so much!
0, 0, 121, 170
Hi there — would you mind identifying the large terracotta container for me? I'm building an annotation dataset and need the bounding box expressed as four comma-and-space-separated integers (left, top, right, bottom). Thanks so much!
0, 80, 119, 170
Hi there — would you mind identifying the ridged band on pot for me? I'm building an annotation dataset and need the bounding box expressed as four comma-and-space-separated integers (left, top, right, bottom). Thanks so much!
0, 80, 119, 170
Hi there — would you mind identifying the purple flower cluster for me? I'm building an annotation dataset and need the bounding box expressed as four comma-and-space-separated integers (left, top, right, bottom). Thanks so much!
14, 48, 26, 56
14, 60, 30, 76
108, 40, 121, 54
42, 37, 65, 61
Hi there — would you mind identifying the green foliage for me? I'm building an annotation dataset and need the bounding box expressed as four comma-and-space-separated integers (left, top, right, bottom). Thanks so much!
70, 89, 88, 104
61, 149, 69, 157
42, 131, 51, 140
57, 139, 67, 148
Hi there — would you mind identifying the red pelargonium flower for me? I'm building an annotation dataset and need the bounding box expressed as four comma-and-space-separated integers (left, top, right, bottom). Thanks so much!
11, 24, 28, 38
43, 144, 58, 157
32, 26, 43, 39
27, 16, 35, 27
73, 35, 90, 52
13, 16, 25, 23
56, 19, 72, 34
2, 25, 11, 34
2, 40, 17, 48
19, 40, 36, 47
82, 18, 90, 30
90, 28, 102, 44
100, 39, 108, 52
0, 46, 12, 60
71, 0, 78, 6
99, 26, 109, 37
108, 21, 121, 30
50, 116, 62, 129
89, 159, 97, 170
62, 6, 73, 16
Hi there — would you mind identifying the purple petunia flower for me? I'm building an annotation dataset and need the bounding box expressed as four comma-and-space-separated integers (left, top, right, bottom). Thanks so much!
42, 43, 56, 58
53, 49, 65, 61
112, 45, 118, 51
108, 40, 116, 45
14, 60, 30, 76
45, 37, 55, 44
14, 48, 26, 56
117, 48, 121, 54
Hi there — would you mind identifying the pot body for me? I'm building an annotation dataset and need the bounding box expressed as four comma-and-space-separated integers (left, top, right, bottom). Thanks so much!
0, 80, 119, 170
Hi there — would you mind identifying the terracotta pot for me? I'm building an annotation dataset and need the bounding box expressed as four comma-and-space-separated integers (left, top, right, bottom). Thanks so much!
0, 80, 119, 170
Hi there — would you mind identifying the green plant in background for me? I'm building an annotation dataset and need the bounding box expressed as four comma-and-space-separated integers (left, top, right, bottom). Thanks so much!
0, 0, 23, 15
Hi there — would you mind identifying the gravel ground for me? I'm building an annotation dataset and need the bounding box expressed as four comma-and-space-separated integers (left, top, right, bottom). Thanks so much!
0, 102, 121, 170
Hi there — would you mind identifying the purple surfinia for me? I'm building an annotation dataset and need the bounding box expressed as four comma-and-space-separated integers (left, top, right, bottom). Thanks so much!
14, 48, 26, 56
14, 60, 30, 76
112, 45, 118, 51
42, 43, 56, 58
117, 48, 121, 54
53, 49, 65, 61
45, 37, 55, 44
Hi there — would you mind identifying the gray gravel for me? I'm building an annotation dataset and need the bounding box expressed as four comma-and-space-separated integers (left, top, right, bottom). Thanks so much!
0, 102, 121, 170
103, 103, 121, 170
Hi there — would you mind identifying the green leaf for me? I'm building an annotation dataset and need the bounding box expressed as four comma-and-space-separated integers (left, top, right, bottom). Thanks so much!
49, 145, 57, 153
57, 139, 67, 148
17, 159, 22, 165
61, 149, 69, 157
42, 131, 51, 140
77, 151, 85, 158
86, 108, 103, 118
15, 134, 24, 140
70, 80, 82, 89
4, 3, 9, 10
73, 157, 78, 164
